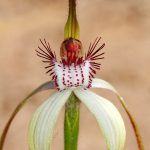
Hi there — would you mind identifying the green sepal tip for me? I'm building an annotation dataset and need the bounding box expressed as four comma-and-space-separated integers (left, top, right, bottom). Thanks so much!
64, 0, 80, 40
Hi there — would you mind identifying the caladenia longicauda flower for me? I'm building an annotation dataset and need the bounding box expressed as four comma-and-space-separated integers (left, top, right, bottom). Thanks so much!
0, 0, 144, 150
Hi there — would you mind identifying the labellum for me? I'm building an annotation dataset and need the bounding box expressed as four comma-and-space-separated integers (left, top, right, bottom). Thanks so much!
36, 37, 105, 91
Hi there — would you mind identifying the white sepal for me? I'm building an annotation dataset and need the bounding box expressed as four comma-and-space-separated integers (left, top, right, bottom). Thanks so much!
74, 88, 126, 150
91, 78, 119, 94
28, 90, 72, 150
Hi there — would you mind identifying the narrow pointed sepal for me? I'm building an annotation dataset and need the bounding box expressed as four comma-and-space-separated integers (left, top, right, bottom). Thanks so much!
74, 88, 126, 150
64, 0, 80, 39
91, 78, 118, 94
91, 78, 145, 150
0, 81, 55, 150
28, 90, 72, 150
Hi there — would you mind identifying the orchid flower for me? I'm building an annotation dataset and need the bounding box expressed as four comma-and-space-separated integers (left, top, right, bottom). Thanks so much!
28, 37, 125, 150
0, 0, 144, 150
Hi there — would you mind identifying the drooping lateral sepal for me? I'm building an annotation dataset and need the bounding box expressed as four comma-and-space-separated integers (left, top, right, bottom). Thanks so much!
0, 81, 55, 150
74, 88, 126, 150
91, 78, 145, 150
28, 90, 72, 150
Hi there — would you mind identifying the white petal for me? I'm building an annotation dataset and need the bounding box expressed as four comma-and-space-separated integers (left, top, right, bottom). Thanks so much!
74, 89, 126, 150
92, 78, 145, 149
91, 78, 118, 94
0, 81, 56, 150
28, 90, 72, 150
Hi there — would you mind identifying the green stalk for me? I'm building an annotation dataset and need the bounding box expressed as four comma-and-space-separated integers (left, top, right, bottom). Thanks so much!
64, 92, 80, 150
64, 1, 80, 150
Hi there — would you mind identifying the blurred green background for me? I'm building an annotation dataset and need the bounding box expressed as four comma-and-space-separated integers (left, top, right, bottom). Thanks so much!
0, 0, 150, 149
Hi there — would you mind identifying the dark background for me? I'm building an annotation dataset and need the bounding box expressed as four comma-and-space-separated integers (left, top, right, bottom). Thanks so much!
0, 0, 149, 149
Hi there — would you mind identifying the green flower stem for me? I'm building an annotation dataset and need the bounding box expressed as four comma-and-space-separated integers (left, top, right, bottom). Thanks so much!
64, 0, 80, 150
64, 92, 80, 150
0, 81, 54, 150
64, 0, 80, 39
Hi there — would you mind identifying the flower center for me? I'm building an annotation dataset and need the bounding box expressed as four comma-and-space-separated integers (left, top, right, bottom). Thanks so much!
54, 61, 92, 90
60, 38, 83, 65
36, 37, 105, 91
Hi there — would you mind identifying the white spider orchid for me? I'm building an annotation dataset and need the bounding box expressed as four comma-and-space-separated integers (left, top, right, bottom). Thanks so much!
28, 37, 126, 150
0, 0, 144, 150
